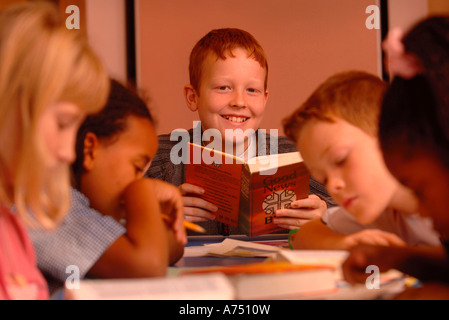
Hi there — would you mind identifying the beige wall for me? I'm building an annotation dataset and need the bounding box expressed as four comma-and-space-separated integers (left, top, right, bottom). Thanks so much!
136, 0, 380, 135
388, 0, 428, 32
387, 0, 449, 34
86, 0, 127, 82
2, 0, 439, 137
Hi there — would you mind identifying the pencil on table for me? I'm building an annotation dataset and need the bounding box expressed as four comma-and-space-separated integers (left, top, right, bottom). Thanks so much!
162, 214, 206, 234
182, 219, 206, 234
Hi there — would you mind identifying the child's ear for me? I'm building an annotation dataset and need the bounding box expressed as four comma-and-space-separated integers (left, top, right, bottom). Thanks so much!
184, 84, 199, 112
82, 132, 99, 171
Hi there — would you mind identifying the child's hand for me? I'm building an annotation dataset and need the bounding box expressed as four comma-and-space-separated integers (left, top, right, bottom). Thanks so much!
341, 229, 406, 249
342, 244, 395, 285
151, 179, 187, 245
179, 183, 218, 222
273, 195, 326, 230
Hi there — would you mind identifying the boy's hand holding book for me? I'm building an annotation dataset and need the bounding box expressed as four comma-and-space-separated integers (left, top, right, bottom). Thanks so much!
179, 182, 218, 223
273, 194, 327, 230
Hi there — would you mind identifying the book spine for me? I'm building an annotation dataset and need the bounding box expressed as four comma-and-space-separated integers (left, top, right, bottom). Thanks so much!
238, 164, 252, 235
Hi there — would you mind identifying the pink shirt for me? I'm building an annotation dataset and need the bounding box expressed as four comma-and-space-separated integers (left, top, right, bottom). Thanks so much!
0, 206, 48, 300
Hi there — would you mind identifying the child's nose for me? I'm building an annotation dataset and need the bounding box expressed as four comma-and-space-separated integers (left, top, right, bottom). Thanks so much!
230, 90, 246, 108
57, 132, 77, 163
326, 176, 345, 195
57, 143, 76, 163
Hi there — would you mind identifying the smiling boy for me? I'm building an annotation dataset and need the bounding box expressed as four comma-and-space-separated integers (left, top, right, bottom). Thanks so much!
146, 28, 334, 235
184, 46, 267, 157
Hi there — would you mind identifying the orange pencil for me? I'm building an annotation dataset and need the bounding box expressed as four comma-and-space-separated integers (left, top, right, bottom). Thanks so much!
162, 214, 206, 234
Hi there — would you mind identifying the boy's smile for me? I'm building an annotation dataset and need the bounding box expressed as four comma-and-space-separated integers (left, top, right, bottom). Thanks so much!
220, 114, 249, 124
185, 48, 268, 154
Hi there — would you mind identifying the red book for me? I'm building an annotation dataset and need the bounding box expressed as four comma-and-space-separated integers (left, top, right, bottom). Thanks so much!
186, 143, 310, 236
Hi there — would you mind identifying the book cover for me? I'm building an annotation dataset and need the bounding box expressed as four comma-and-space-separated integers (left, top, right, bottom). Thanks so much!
186, 143, 310, 236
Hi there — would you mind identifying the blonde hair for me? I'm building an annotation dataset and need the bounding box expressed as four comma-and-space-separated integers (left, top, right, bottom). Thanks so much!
0, 2, 109, 228
283, 71, 387, 142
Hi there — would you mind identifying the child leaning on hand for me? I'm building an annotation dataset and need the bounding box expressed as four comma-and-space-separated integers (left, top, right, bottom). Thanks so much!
29, 79, 186, 292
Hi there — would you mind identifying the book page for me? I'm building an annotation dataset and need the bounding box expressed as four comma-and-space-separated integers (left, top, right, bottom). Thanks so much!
206, 238, 285, 258
186, 143, 244, 227
276, 249, 349, 268
246, 152, 303, 174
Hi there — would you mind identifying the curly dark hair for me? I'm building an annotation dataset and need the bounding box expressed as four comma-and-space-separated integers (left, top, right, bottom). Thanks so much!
72, 79, 154, 187
379, 16, 449, 168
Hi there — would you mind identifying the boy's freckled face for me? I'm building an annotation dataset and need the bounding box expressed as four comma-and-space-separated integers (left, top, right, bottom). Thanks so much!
384, 150, 449, 240
194, 48, 268, 145
296, 117, 398, 225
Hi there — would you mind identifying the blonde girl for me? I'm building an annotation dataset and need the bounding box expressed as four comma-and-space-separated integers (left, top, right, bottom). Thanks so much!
0, 2, 109, 299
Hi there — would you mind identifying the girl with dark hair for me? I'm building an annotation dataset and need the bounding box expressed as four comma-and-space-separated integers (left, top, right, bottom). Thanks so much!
30, 79, 186, 293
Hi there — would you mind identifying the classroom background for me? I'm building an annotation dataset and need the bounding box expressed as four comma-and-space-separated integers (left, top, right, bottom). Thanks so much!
2, 0, 448, 135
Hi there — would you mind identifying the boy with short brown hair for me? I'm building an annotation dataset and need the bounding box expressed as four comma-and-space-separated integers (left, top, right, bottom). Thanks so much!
284, 70, 386, 139
283, 70, 440, 249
